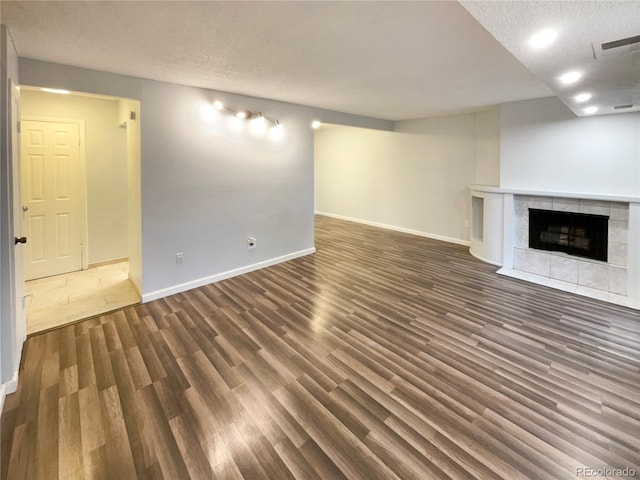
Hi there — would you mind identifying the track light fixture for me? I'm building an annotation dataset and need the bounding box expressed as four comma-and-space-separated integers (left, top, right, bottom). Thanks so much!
213, 99, 280, 128
195, 99, 286, 142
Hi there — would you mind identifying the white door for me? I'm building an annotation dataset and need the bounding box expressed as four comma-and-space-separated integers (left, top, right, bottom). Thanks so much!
21, 120, 83, 280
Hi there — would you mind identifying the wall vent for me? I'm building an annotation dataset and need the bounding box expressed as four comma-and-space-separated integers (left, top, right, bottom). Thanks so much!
602, 35, 640, 50
614, 104, 634, 110
593, 34, 640, 58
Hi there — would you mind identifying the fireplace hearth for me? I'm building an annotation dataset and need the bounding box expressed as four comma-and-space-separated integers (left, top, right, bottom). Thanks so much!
529, 209, 608, 261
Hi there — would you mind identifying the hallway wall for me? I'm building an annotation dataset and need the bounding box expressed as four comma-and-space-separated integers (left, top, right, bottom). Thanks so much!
21, 90, 129, 264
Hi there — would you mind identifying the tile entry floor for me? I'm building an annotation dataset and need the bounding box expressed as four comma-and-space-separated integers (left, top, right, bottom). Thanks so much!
25, 261, 140, 335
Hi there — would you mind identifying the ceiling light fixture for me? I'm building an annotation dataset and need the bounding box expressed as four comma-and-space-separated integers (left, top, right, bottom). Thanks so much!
311, 120, 321, 129
559, 71, 582, 85
529, 29, 557, 48
583, 106, 598, 115
41, 87, 70, 95
200, 100, 282, 139
573, 93, 592, 103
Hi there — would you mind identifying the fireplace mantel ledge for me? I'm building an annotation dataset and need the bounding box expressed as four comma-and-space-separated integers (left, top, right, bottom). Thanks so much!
469, 185, 640, 204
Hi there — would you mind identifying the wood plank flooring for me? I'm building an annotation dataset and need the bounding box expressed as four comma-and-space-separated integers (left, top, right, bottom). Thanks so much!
2, 215, 640, 479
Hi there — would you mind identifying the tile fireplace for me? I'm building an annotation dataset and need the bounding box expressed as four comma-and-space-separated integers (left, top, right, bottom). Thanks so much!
469, 185, 640, 309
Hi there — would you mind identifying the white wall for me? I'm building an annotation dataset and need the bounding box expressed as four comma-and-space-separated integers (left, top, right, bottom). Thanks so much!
474, 108, 500, 186
21, 90, 129, 264
315, 120, 476, 243
501, 97, 640, 196
395, 109, 501, 187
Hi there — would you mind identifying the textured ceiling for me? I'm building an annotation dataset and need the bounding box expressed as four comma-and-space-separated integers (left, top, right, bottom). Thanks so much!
0, 0, 553, 121
461, 1, 640, 116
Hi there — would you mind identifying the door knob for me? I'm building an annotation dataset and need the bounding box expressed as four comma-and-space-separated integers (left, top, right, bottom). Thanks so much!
22, 206, 28, 212
14, 236, 27, 245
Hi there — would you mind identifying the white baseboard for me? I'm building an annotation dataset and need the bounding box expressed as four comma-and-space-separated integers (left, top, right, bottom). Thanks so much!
0, 352, 24, 416
142, 247, 316, 303
88, 256, 129, 269
1, 369, 19, 415
315, 211, 470, 247
4, 370, 19, 394
469, 248, 503, 267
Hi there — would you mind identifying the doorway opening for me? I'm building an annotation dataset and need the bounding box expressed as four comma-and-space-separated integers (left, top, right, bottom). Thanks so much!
19, 87, 142, 334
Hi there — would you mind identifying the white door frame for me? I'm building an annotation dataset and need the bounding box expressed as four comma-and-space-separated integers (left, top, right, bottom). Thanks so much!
10, 81, 25, 348
1, 79, 25, 396
21, 116, 89, 271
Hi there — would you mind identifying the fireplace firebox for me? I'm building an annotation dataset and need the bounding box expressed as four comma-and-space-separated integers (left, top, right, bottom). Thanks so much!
529, 209, 608, 262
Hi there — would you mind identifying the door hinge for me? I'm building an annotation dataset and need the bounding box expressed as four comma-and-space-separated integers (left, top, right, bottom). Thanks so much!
17, 121, 20, 134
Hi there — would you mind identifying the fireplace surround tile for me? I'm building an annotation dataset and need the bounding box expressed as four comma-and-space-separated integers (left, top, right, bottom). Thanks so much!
512, 195, 630, 295
552, 198, 580, 212
608, 242, 627, 267
609, 266, 627, 296
515, 210, 528, 230
579, 199, 610, 216
610, 203, 629, 221
578, 261, 609, 290
549, 256, 579, 284
514, 196, 530, 211
529, 197, 552, 210
609, 220, 628, 244
515, 228, 528, 248
513, 247, 527, 270
525, 249, 551, 276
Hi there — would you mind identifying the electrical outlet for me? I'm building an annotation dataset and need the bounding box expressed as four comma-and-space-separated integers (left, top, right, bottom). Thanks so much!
247, 237, 257, 249
176, 252, 184, 264
464, 219, 470, 228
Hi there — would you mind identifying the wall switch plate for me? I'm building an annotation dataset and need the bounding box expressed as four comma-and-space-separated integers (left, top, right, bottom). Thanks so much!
176, 252, 184, 264
247, 237, 257, 249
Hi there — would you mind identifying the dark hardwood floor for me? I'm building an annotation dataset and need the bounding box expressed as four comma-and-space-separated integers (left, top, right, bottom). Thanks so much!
2, 215, 640, 479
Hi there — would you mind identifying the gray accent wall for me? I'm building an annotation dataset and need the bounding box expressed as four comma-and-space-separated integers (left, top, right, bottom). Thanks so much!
140, 79, 316, 294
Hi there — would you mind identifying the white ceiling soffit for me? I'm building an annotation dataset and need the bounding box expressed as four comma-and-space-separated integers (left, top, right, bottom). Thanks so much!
460, 1, 640, 117
1, 1, 553, 121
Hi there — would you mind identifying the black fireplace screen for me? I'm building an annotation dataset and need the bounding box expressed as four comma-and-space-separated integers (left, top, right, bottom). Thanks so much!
529, 209, 608, 262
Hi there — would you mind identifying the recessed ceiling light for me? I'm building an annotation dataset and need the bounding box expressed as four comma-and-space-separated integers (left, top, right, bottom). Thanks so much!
529, 29, 557, 48
583, 106, 598, 115
574, 93, 592, 103
559, 71, 582, 85
236, 111, 248, 119
41, 87, 70, 95
213, 100, 224, 110
311, 120, 321, 129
